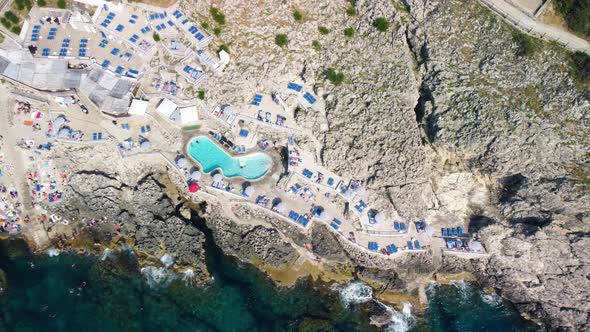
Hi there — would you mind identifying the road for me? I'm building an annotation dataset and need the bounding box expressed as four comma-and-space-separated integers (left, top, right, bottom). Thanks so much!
479, 0, 590, 54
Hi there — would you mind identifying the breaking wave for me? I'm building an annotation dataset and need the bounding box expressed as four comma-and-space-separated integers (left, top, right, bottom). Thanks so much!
141, 266, 177, 289
46, 249, 60, 257
338, 281, 373, 307
383, 302, 413, 332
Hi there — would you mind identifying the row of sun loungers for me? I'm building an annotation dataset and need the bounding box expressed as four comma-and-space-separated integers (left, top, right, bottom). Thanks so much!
394, 222, 407, 232
232, 145, 247, 153
288, 211, 310, 227
330, 218, 342, 231
442, 227, 464, 237
355, 200, 367, 213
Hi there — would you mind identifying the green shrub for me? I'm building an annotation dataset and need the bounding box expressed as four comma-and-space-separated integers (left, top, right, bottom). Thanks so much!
213, 27, 222, 36
24, 0, 32, 10
512, 30, 537, 57
275, 34, 288, 47
10, 26, 21, 34
312, 40, 321, 51
201, 21, 209, 30
569, 51, 590, 84
210, 6, 226, 25
4, 11, 19, 24
218, 44, 229, 54
57, 0, 66, 9
555, 0, 590, 36
197, 90, 205, 100
293, 10, 303, 22
344, 27, 355, 37
36, 0, 47, 6
318, 26, 330, 35
0, 18, 11, 29
346, 0, 357, 16
373, 17, 390, 32
153, 32, 160, 42
324, 67, 345, 85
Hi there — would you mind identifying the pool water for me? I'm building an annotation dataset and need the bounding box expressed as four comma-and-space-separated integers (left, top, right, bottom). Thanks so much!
188, 136, 272, 180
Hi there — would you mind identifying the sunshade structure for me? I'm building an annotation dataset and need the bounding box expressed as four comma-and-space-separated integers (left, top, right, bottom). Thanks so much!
140, 140, 151, 151
319, 211, 331, 221
374, 212, 385, 223
190, 171, 202, 181
244, 186, 255, 197
188, 182, 200, 193
275, 202, 286, 213
213, 173, 223, 182
470, 241, 482, 252
176, 157, 187, 168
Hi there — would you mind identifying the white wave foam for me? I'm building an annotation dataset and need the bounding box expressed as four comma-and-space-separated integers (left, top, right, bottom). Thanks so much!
47, 249, 60, 257
482, 292, 502, 306
141, 266, 177, 288
181, 269, 194, 286
100, 248, 112, 261
160, 254, 175, 268
382, 301, 413, 332
339, 281, 373, 308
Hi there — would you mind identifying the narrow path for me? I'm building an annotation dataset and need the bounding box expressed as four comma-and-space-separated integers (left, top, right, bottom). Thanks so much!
479, 0, 590, 54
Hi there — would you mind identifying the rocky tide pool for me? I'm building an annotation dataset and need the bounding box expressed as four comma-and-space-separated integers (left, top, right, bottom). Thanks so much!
0, 236, 539, 332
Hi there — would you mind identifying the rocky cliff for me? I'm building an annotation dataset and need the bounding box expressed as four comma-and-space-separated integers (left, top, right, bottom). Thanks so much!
188, 0, 589, 330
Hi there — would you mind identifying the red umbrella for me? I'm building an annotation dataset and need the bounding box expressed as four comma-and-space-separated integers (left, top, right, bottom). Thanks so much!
188, 182, 200, 193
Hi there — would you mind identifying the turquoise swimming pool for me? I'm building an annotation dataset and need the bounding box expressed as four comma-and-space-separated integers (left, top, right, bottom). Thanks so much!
188, 136, 272, 180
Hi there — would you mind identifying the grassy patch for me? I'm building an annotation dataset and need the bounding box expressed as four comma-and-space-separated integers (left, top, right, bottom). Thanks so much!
344, 27, 355, 38
275, 34, 288, 47
511, 30, 538, 57
201, 21, 209, 30
293, 10, 303, 22
1, 11, 21, 33
213, 27, 222, 36
152, 32, 160, 42
36, 0, 46, 6
568, 51, 590, 85
346, 0, 357, 16
318, 26, 330, 35
373, 17, 391, 32
57, 0, 66, 9
197, 90, 205, 100
312, 40, 321, 51
218, 44, 229, 54
554, 0, 590, 36
324, 67, 345, 85
14, 0, 32, 11
210, 6, 226, 26
182, 124, 201, 132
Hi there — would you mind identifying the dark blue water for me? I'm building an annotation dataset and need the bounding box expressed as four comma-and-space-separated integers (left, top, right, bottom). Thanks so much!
0, 237, 539, 332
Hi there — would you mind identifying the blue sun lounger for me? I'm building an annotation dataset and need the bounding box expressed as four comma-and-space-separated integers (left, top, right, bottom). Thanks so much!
414, 240, 420, 249
394, 222, 400, 232
298, 215, 309, 226
407, 241, 413, 250
368, 242, 378, 251
442, 228, 447, 237
290, 183, 301, 193
458, 227, 463, 237
289, 211, 300, 222
386, 244, 397, 254
400, 223, 406, 232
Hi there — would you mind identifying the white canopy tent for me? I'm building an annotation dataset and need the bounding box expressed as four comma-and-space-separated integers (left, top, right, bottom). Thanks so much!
170, 106, 199, 125
129, 99, 149, 116
244, 186, 255, 197
190, 171, 202, 181
275, 202, 286, 213
213, 173, 223, 182
176, 157, 187, 168
156, 98, 177, 118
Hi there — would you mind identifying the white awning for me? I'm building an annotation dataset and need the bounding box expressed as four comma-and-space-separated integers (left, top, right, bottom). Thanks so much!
129, 99, 148, 116
171, 106, 199, 124
156, 98, 177, 118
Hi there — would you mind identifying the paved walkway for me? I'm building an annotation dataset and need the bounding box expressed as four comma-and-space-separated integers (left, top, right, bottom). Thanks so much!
479, 0, 590, 54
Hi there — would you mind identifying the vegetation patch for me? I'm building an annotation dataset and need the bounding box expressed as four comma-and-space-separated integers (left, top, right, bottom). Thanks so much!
346, 0, 357, 16
218, 44, 229, 54
1, 11, 21, 33
318, 26, 330, 35
344, 27, 356, 38
568, 51, 590, 85
210, 7, 226, 26
201, 21, 209, 30
14, 0, 32, 11
197, 90, 205, 100
275, 34, 288, 47
324, 67, 345, 85
373, 17, 391, 32
57, 0, 66, 9
312, 40, 321, 51
293, 10, 303, 23
152, 32, 160, 42
554, 0, 590, 36
213, 27, 222, 36
511, 30, 538, 57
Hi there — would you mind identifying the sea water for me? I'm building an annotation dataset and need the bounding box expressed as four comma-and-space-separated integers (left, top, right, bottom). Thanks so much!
0, 235, 539, 332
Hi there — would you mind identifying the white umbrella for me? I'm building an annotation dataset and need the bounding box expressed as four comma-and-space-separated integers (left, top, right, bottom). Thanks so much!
213, 173, 223, 182
355, 186, 365, 196
319, 211, 331, 221
176, 157, 187, 168
190, 171, 202, 181
470, 241, 482, 252
244, 186, 255, 197
140, 141, 151, 151
57, 127, 71, 138
53, 116, 66, 128
374, 212, 385, 223
424, 225, 434, 237
275, 202, 286, 213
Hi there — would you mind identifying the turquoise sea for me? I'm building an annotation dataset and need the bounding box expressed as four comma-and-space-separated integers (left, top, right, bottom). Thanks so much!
0, 226, 540, 332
